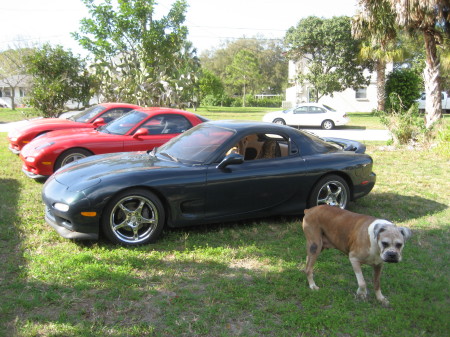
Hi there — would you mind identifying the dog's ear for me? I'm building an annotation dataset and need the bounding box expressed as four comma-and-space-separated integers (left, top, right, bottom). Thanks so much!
373, 222, 386, 240
398, 227, 412, 241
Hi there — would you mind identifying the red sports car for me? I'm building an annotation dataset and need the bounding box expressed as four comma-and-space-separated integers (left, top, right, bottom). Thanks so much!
20, 108, 208, 179
8, 103, 141, 154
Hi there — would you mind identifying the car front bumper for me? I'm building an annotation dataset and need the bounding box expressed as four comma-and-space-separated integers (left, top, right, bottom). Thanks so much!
45, 206, 98, 240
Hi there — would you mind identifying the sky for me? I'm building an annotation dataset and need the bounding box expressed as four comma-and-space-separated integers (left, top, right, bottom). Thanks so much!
0, 0, 358, 56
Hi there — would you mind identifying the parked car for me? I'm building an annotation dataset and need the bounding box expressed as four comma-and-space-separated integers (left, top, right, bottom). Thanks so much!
42, 120, 376, 246
262, 103, 349, 130
20, 107, 207, 179
0, 98, 10, 108
8, 103, 141, 154
417, 91, 450, 113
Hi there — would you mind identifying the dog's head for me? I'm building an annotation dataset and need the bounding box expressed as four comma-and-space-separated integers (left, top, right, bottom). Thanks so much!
371, 221, 412, 263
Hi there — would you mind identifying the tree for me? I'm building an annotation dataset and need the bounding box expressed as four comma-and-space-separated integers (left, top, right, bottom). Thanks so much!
285, 16, 370, 101
388, 0, 449, 128
25, 44, 96, 117
352, 0, 404, 111
198, 69, 225, 103
225, 49, 261, 107
200, 38, 288, 98
0, 48, 33, 110
73, 0, 200, 108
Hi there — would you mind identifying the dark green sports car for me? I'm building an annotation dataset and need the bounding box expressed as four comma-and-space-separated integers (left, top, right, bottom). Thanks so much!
42, 121, 376, 246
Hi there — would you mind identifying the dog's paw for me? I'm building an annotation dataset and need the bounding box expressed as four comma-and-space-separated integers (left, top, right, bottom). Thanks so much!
356, 288, 368, 300
309, 284, 320, 291
378, 296, 390, 307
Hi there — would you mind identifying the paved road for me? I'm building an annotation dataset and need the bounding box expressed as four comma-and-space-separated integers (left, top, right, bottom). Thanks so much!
0, 120, 391, 141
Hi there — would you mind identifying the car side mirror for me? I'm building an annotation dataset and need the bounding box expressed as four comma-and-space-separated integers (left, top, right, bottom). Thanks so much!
216, 153, 244, 169
132, 128, 149, 139
93, 117, 105, 127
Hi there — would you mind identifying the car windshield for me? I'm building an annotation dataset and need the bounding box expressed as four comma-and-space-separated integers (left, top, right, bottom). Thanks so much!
155, 124, 235, 164
69, 105, 106, 123
322, 104, 336, 112
98, 110, 146, 135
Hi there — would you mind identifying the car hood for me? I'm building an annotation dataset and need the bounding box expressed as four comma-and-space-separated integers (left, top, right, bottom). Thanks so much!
9, 118, 90, 135
28, 128, 106, 145
52, 151, 182, 189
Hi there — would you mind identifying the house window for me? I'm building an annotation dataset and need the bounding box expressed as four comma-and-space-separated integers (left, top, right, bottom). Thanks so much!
20, 88, 26, 97
355, 88, 367, 100
3, 88, 12, 97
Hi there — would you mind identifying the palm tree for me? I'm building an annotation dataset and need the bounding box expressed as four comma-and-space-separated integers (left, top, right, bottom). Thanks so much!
352, 0, 399, 111
388, 0, 449, 128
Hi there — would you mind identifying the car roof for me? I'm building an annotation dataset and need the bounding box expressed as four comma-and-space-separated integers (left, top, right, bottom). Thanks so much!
205, 120, 295, 133
99, 102, 141, 108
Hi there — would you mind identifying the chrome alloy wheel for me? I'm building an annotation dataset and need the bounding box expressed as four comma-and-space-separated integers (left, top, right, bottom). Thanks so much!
109, 195, 159, 244
315, 179, 348, 208
60, 152, 88, 166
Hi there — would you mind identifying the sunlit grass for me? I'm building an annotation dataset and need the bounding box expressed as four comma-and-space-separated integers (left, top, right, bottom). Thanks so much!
0, 126, 449, 336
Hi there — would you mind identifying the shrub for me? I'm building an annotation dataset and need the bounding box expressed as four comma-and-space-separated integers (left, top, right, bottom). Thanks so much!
385, 68, 422, 111
376, 93, 427, 145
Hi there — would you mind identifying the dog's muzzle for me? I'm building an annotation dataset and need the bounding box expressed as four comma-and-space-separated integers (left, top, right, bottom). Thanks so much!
383, 251, 399, 263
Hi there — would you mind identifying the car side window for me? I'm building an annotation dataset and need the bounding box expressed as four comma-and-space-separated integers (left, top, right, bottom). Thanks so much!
293, 106, 308, 114
309, 107, 325, 114
101, 108, 134, 123
141, 114, 193, 135
226, 133, 291, 161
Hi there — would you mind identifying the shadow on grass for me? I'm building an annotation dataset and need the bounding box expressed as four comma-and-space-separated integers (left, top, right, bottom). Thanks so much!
0, 178, 27, 335
349, 192, 448, 222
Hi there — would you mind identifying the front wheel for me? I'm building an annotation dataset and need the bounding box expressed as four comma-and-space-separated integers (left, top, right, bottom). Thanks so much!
308, 175, 350, 209
101, 189, 165, 245
55, 148, 92, 170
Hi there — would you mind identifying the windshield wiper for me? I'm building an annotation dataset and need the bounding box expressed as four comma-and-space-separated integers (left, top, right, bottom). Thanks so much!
159, 151, 179, 162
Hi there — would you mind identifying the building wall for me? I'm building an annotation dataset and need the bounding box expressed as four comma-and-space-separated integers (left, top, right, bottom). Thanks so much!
0, 86, 27, 108
285, 60, 393, 113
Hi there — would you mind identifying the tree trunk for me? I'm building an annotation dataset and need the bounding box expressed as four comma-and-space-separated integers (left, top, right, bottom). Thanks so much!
376, 59, 386, 111
423, 31, 442, 128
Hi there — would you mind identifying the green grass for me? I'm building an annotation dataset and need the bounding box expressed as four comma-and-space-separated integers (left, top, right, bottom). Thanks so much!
1, 123, 449, 336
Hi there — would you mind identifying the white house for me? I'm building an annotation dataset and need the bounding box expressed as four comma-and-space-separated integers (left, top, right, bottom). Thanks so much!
284, 60, 393, 112
0, 76, 29, 108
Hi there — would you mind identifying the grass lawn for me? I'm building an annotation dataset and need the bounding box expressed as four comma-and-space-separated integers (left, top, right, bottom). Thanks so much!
0, 114, 449, 336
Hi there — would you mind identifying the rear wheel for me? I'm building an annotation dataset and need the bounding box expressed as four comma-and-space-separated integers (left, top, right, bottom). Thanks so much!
54, 148, 92, 170
101, 189, 165, 246
321, 120, 335, 130
273, 118, 286, 125
308, 175, 350, 209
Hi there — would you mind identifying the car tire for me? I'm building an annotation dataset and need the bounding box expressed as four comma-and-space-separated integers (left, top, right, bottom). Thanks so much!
321, 120, 335, 130
308, 175, 350, 209
54, 148, 92, 170
101, 189, 165, 246
273, 118, 286, 125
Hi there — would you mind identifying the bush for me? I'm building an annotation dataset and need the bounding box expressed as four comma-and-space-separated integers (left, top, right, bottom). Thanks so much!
376, 93, 427, 145
385, 68, 422, 111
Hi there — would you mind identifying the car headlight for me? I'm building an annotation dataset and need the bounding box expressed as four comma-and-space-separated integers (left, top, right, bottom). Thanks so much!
36, 142, 55, 150
54, 203, 69, 212
26, 157, 35, 163
10, 137, 17, 142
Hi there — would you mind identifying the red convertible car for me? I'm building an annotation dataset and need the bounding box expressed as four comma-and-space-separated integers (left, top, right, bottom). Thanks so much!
20, 108, 208, 179
8, 103, 141, 154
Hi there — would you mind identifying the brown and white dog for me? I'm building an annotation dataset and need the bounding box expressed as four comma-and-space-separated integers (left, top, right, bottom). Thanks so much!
302, 205, 412, 306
